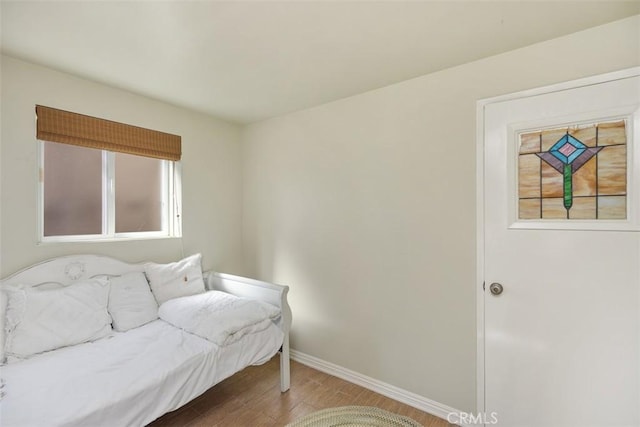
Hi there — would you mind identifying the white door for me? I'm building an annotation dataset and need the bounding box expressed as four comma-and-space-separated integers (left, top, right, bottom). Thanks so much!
483, 71, 640, 427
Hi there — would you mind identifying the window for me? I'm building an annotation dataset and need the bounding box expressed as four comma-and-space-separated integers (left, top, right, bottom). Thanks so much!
36, 105, 181, 242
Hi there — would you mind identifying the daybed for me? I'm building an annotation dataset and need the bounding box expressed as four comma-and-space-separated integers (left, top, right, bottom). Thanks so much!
0, 254, 291, 427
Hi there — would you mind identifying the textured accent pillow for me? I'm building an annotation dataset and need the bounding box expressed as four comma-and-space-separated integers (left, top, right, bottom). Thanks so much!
144, 254, 206, 306
0, 284, 25, 364
108, 272, 158, 332
0, 289, 7, 364
4, 279, 112, 361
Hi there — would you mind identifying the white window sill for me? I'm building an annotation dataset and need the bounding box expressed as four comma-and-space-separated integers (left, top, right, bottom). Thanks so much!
37, 235, 182, 245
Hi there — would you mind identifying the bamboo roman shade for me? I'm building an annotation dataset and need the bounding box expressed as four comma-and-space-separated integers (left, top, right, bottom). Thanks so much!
36, 105, 181, 161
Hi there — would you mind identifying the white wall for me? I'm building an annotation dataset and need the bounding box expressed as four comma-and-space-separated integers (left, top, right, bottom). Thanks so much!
242, 16, 640, 412
0, 55, 243, 277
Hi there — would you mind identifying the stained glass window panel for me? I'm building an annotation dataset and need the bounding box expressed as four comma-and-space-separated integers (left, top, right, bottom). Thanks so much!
517, 120, 627, 220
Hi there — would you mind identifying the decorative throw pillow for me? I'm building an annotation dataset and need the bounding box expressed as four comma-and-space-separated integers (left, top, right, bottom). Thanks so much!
0, 284, 29, 364
0, 289, 7, 364
144, 254, 206, 306
4, 279, 112, 361
108, 272, 158, 332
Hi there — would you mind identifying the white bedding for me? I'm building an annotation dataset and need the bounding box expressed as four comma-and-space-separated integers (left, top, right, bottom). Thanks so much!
0, 319, 284, 427
159, 291, 281, 346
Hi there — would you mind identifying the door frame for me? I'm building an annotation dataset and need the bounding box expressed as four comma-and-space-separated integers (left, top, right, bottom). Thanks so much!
475, 66, 640, 419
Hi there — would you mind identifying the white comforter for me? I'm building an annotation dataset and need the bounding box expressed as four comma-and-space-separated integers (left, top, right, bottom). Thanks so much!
158, 290, 281, 346
0, 306, 284, 426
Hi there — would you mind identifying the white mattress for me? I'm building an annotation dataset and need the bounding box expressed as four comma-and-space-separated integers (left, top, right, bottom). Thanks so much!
0, 319, 284, 427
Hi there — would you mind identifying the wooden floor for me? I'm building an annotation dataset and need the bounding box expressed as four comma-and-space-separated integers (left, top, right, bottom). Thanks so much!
149, 357, 453, 427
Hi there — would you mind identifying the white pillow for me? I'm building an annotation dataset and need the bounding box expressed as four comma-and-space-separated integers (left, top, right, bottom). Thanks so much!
0, 284, 25, 364
0, 289, 7, 364
144, 254, 206, 306
108, 272, 158, 332
4, 279, 112, 361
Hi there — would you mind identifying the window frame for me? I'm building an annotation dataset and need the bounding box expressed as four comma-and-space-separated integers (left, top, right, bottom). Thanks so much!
37, 141, 182, 243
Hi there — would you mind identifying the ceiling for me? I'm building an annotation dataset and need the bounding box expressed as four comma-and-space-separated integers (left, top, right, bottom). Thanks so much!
1, 1, 639, 124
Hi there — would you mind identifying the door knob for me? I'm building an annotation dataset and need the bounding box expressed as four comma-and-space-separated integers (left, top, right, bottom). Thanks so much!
489, 282, 504, 296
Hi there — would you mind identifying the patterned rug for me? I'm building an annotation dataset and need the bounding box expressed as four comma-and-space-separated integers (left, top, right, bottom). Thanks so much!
286, 406, 423, 426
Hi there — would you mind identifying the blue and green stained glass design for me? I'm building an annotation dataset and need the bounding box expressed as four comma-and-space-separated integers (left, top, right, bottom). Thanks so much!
518, 120, 627, 220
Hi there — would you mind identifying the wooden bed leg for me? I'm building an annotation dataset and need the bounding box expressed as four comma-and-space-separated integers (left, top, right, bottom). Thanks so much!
280, 335, 291, 392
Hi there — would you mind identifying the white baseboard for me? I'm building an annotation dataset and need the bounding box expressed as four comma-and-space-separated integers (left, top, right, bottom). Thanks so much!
290, 349, 469, 426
